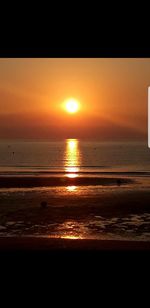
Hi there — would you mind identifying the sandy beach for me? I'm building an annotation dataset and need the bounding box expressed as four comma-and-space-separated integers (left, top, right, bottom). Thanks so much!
0, 175, 133, 188
0, 175, 150, 243
0, 237, 150, 250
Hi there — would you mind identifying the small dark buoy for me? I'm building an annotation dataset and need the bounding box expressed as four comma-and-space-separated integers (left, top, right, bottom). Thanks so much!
40, 201, 48, 209
117, 179, 121, 186
12, 152, 14, 155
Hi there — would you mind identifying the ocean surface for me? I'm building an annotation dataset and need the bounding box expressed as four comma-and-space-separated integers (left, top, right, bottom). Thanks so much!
0, 139, 149, 174
0, 139, 150, 241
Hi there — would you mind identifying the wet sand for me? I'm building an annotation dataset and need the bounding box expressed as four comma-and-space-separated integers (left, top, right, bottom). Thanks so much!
0, 237, 150, 250
0, 175, 133, 188
0, 175, 150, 243
0, 187, 150, 239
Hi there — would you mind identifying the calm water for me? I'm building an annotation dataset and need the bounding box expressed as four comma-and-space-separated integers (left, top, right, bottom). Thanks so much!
0, 139, 149, 174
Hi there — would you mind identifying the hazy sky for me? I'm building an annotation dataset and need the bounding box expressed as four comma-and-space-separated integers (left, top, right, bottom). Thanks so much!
0, 58, 149, 140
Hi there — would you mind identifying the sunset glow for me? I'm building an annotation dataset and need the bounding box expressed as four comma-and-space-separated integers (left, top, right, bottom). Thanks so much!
0, 58, 149, 140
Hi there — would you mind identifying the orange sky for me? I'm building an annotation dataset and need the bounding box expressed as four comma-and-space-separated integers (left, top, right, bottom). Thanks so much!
0, 58, 149, 140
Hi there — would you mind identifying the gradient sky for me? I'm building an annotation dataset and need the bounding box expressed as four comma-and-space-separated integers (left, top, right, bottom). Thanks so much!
0, 58, 149, 140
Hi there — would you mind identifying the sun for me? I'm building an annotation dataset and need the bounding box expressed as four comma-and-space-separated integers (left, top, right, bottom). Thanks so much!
65, 98, 79, 114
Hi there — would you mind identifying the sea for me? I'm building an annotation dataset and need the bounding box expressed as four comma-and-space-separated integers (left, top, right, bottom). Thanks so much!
0, 139, 150, 174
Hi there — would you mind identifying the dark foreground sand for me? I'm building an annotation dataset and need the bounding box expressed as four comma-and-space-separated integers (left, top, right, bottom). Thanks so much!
0, 237, 150, 250
0, 175, 150, 248
0, 188, 150, 241
0, 175, 133, 188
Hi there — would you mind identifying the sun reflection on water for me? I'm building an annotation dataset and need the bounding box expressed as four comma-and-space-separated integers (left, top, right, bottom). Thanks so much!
64, 139, 80, 179
57, 220, 84, 239
66, 185, 77, 192
60, 235, 82, 239
67, 174, 77, 178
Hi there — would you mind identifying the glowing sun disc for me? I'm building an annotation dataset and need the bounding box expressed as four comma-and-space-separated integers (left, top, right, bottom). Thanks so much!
65, 98, 79, 113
